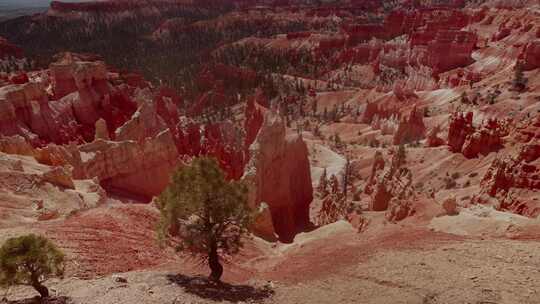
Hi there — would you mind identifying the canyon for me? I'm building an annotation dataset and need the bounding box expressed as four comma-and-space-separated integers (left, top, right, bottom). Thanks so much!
0, 0, 539, 303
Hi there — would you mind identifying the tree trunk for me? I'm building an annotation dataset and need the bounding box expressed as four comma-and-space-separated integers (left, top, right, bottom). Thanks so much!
32, 281, 49, 298
208, 242, 223, 282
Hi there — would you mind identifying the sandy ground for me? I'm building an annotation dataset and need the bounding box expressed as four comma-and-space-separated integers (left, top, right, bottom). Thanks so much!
3, 227, 539, 304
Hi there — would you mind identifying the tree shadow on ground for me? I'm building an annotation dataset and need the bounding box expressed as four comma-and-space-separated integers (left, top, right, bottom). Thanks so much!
166, 274, 274, 302
1, 296, 72, 304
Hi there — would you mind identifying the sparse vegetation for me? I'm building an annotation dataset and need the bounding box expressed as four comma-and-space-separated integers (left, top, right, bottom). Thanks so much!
0, 234, 65, 298
157, 157, 252, 282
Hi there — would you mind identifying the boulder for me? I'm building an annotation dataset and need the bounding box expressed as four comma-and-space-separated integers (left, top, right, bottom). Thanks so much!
0, 135, 36, 156
9, 73, 29, 85
252, 202, 277, 241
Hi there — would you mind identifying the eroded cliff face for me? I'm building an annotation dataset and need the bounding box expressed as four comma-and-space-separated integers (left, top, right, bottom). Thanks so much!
0, 49, 317, 242
243, 107, 313, 243
79, 130, 180, 200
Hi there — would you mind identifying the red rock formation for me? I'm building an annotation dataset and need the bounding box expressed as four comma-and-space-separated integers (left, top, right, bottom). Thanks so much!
371, 181, 392, 211
49, 53, 108, 99
366, 147, 414, 218
425, 30, 476, 73
519, 40, 540, 71
462, 120, 505, 158
333, 44, 382, 66
344, 24, 388, 44
392, 106, 426, 145
115, 100, 168, 142
361, 101, 400, 124
46, 53, 137, 141
473, 116, 540, 217
243, 109, 313, 243
475, 154, 540, 217
447, 112, 474, 153
368, 150, 385, 185
448, 112, 506, 158
79, 130, 180, 201
426, 125, 445, 147
0, 82, 83, 146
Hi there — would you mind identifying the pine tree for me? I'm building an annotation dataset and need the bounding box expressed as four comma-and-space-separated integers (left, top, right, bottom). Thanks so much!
0, 234, 65, 298
157, 157, 252, 282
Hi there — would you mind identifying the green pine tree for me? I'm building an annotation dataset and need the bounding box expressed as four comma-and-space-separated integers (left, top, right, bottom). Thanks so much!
0, 234, 65, 298
156, 157, 252, 282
